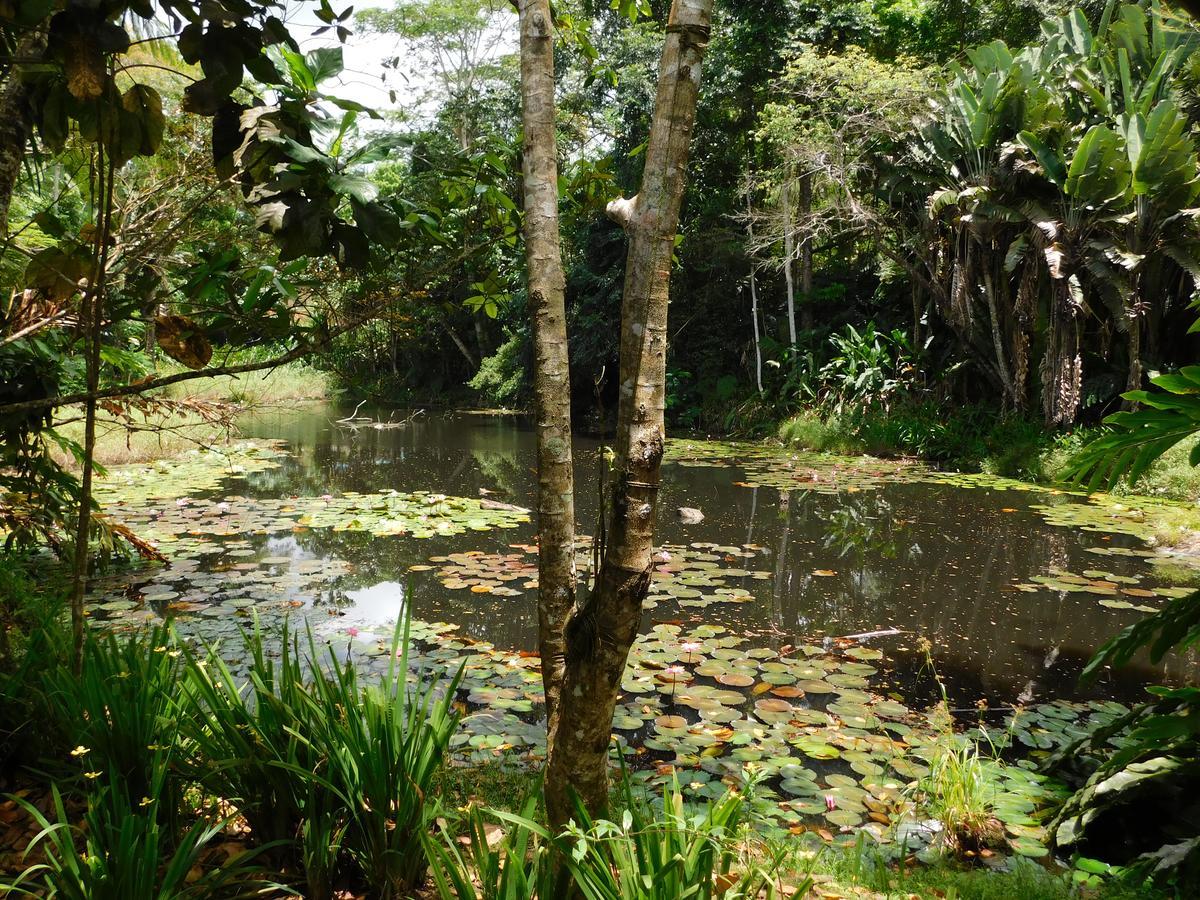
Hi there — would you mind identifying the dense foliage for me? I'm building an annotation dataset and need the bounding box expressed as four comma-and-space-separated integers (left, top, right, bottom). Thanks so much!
4, 0, 1200, 896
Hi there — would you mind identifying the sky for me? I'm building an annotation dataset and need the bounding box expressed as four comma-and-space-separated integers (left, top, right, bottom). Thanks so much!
280, 0, 519, 127
284, 0, 401, 113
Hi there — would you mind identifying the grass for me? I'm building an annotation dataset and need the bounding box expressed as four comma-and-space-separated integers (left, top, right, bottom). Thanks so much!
435, 762, 539, 813
417, 759, 1162, 899
778, 410, 868, 455
49, 358, 329, 468
778, 407, 1200, 503
814, 850, 1125, 899
157, 358, 329, 405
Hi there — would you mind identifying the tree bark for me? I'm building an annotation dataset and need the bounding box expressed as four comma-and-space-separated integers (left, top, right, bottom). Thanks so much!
745, 182, 763, 395
544, 0, 715, 830
1125, 304, 1143, 397
798, 171, 814, 332
982, 266, 1016, 409
517, 0, 576, 740
0, 30, 48, 238
781, 177, 797, 347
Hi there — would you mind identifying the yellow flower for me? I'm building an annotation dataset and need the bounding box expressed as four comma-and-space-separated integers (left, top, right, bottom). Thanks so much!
139, 796, 153, 807
84, 771, 102, 779
70, 746, 90, 757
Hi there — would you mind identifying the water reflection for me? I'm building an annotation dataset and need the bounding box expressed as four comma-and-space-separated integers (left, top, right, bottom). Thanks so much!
232, 404, 1193, 709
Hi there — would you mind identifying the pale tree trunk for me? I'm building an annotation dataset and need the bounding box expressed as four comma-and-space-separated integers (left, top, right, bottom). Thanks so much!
0, 30, 48, 237
1126, 300, 1143, 397
799, 172, 813, 332
982, 265, 1016, 409
781, 177, 797, 347
544, 0, 715, 829
517, 0, 576, 739
744, 183, 762, 395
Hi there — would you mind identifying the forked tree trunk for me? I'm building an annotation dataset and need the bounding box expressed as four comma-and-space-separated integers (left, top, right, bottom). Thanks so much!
544, 0, 715, 829
517, 0, 576, 739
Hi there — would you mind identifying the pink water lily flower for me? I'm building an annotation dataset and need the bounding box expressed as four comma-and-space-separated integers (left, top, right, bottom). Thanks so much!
681, 641, 701, 654
824, 795, 837, 811
346, 627, 359, 637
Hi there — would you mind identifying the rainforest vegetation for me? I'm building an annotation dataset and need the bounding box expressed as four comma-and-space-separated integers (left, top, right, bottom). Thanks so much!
4, 0, 1200, 897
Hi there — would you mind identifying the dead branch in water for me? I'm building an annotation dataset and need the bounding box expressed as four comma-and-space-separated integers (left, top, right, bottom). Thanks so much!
333, 405, 425, 431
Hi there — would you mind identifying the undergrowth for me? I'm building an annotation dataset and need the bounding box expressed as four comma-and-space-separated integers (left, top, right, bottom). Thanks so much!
777, 406, 1200, 502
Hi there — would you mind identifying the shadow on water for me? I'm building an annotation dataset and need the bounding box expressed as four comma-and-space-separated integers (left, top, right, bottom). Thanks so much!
172, 402, 1196, 709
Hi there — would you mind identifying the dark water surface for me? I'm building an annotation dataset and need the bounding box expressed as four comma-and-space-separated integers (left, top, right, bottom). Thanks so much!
227, 404, 1193, 710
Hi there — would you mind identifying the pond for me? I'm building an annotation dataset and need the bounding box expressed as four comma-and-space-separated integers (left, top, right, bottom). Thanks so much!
156, 407, 1192, 693
78, 403, 1200, 843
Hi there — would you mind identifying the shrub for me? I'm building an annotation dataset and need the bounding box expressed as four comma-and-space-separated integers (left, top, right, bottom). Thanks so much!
427, 774, 794, 900
181, 613, 461, 899
558, 777, 785, 900
2, 769, 273, 900
425, 795, 565, 900
42, 624, 184, 821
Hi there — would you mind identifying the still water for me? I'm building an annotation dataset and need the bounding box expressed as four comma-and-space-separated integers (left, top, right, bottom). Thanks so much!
212, 404, 1195, 709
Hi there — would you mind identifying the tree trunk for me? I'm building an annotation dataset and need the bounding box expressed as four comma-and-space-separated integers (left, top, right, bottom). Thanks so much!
799, 171, 813, 332
1125, 294, 1143, 398
517, 0, 576, 741
982, 266, 1016, 409
744, 182, 762, 395
438, 313, 477, 369
0, 30, 48, 238
69, 139, 115, 674
544, 0, 715, 830
781, 177, 797, 347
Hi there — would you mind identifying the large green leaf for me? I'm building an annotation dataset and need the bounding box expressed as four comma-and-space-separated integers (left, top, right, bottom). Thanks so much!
1063, 368, 1200, 490
1065, 125, 1130, 205
1125, 100, 1199, 209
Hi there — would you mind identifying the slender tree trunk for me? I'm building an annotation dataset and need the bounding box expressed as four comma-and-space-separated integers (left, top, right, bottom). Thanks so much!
744, 183, 762, 395
910, 279, 922, 350
799, 171, 814, 332
781, 177, 797, 347
69, 140, 115, 673
1125, 294, 1143, 397
0, 30, 48, 237
544, 0, 715, 829
981, 265, 1015, 409
438, 314, 478, 369
517, 0, 576, 740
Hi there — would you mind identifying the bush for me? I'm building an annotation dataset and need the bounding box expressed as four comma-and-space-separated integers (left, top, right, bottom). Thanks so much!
0, 552, 68, 769
3, 776, 272, 900
425, 794, 565, 900
43, 625, 184, 813
427, 773, 796, 900
182, 614, 461, 899
469, 330, 529, 408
